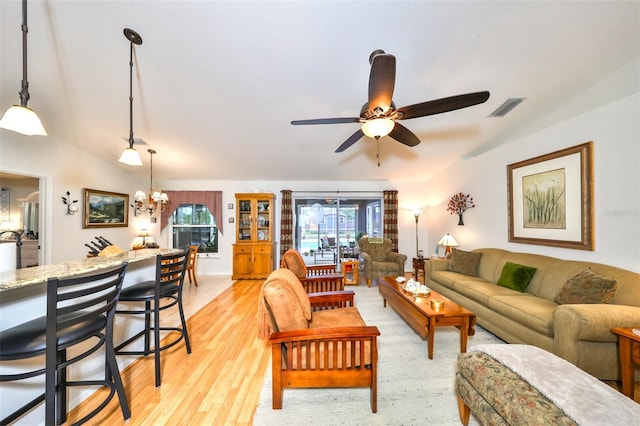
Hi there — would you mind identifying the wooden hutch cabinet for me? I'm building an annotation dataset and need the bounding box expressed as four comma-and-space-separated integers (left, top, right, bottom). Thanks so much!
232, 193, 276, 279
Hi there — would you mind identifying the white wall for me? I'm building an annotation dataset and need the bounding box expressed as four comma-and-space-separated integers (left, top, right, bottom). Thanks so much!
158, 180, 396, 275
402, 90, 639, 273
2, 61, 638, 274
0, 135, 146, 263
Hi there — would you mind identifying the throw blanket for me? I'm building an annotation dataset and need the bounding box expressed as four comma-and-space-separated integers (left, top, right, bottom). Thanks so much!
471, 344, 640, 425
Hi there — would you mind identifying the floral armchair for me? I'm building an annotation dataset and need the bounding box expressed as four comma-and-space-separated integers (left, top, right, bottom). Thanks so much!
358, 236, 407, 287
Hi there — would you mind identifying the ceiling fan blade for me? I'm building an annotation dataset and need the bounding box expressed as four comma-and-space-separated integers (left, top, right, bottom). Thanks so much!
335, 129, 364, 153
368, 52, 396, 113
389, 122, 421, 147
291, 117, 360, 125
396, 91, 490, 120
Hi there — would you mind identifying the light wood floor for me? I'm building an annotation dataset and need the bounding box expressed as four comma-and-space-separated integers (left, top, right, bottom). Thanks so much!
66, 276, 271, 425
65, 274, 639, 425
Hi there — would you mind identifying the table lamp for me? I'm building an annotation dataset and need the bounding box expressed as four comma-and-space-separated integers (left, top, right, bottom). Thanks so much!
438, 233, 459, 258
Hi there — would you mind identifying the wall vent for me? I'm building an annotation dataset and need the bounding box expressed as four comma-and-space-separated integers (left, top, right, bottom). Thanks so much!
488, 98, 525, 117
121, 137, 148, 145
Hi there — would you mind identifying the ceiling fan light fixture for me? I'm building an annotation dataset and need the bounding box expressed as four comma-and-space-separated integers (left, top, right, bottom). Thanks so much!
0, 105, 47, 136
362, 118, 395, 139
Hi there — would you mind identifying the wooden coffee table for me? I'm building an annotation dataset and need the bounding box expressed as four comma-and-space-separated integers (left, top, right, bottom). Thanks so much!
379, 276, 476, 359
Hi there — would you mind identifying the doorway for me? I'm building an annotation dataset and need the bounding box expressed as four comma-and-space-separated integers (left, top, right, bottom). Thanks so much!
0, 171, 43, 268
294, 193, 382, 267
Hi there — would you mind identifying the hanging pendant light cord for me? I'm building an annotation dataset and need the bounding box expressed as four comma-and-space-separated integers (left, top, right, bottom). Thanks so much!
19, 0, 30, 107
128, 37, 135, 149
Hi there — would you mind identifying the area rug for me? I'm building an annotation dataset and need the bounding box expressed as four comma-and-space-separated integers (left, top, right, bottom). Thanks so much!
253, 283, 505, 425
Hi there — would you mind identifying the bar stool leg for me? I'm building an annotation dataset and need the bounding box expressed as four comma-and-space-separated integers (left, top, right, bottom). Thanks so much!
106, 341, 131, 420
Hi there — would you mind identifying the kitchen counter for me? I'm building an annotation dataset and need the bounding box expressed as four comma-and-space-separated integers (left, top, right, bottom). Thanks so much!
0, 248, 181, 424
0, 248, 177, 292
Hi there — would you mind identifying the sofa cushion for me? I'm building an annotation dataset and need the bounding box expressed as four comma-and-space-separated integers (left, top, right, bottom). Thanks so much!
263, 284, 309, 332
285, 306, 372, 369
554, 269, 618, 305
447, 248, 483, 277
497, 262, 537, 292
488, 295, 556, 336
453, 279, 526, 305
261, 268, 312, 334
280, 249, 307, 278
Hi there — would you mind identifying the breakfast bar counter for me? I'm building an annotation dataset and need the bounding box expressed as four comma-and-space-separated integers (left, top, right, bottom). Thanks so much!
0, 248, 179, 424
0, 248, 176, 293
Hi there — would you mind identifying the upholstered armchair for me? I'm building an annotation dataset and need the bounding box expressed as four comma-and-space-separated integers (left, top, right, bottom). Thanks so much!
358, 236, 407, 287
280, 249, 344, 292
258, 268, 380, 412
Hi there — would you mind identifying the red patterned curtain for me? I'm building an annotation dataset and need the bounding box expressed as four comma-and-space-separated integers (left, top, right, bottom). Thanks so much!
383, 189, 399, 252
280, 189, 293, 255
160, 191, 223, 234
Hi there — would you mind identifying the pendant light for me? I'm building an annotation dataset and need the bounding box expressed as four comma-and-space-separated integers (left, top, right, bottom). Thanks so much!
0, 0, 47, 136
118, 28, 144, 166
132, 149, 169, 216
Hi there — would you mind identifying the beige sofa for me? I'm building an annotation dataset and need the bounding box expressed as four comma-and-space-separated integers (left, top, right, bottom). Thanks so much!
425, 248, 640, 380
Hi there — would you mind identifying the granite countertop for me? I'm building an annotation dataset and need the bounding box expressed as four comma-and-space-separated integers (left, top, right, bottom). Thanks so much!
0, 248, 179, 292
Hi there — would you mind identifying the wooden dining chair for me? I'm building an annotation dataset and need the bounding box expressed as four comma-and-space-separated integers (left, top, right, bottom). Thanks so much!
186, 245, 199, 286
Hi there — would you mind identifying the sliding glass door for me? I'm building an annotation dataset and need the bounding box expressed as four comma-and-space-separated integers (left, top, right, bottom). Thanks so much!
294, 193, 382, 267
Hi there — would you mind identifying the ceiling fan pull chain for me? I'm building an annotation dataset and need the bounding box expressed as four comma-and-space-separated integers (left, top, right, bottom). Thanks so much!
376, 136, 381, 167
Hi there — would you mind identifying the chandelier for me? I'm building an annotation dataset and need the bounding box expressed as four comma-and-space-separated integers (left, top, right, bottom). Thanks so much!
133, 149, 168, 216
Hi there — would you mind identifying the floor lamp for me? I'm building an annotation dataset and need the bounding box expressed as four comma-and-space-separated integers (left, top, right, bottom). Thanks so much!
413, 209, 423, 257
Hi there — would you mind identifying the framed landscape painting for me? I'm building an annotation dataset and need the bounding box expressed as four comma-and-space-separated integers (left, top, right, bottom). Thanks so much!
83, 188, 129, 228
507, 142, 593, 250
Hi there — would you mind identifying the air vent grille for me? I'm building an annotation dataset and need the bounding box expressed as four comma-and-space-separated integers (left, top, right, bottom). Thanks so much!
121, 137, 147, 145
488, 98, 525, 117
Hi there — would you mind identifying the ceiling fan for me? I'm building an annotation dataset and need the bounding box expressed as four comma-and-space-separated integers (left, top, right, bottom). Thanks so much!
291, 49, 490, 164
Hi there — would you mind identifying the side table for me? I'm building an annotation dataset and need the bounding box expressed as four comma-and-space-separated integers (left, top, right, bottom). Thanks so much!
342, 259, 359, 285
611, 327, 640, 399
413, 257, 427, 282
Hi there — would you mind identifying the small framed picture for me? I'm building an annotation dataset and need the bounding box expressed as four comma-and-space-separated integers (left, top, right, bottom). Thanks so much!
228, 217, 235, 223
227, 203, 234, 209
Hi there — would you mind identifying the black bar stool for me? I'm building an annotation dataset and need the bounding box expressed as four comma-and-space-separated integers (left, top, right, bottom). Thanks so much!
114, 250, 191, 387
0, 263, 131, 425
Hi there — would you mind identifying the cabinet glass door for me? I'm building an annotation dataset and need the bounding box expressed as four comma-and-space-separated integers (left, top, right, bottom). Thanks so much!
238, 199, 252, 240
256, 198, 271, 242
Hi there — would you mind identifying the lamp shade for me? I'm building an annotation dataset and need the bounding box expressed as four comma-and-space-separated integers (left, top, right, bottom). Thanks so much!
438, 233, 459, 247
118, 147, 143, 166
0, 105, 47, 136
361, 118, 395, 138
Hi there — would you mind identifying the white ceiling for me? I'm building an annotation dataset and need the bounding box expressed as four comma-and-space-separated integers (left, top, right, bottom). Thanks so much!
1, 1, 639, 182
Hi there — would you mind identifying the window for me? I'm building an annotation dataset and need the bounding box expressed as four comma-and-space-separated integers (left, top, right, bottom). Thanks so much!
172, 203, 218, 253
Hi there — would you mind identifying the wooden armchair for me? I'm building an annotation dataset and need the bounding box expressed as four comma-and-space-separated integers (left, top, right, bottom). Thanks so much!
258, 269, 380, 412
280, 249, 345, 292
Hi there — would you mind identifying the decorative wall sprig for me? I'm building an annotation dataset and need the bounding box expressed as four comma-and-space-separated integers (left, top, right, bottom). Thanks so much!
447, 192, 475, 225
62, 191, 79, 215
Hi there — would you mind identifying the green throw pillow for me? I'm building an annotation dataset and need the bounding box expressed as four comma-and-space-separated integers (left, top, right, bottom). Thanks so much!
554, 269, 618, 304
497, 261, 537, 292
446, 248, 482, 277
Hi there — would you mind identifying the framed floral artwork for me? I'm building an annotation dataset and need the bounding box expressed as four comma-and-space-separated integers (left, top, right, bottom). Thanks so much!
507, 142, 593, 250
